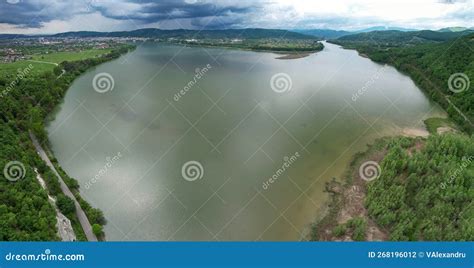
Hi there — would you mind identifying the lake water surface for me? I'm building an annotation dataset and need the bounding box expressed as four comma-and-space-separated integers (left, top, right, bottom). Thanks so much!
47, 42, 444, 240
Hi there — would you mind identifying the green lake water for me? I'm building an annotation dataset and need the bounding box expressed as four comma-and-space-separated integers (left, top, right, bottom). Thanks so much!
47, 42, 444, 240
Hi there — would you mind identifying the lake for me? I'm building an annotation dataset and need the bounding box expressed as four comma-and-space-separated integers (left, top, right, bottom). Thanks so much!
47, 42, 444, 240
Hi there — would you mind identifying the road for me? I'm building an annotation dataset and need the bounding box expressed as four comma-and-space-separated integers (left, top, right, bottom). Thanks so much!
27, 60, 59, 66
30, 131, 98, 242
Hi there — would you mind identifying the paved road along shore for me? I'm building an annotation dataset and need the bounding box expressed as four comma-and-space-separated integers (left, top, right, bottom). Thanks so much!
30, 131, 98, 242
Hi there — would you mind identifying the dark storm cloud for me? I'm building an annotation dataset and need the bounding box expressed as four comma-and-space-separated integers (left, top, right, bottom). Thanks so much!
0, 0, 259, 28
190, 16, 245, 30
95, 0, 257, 23
0, 1, 57, 27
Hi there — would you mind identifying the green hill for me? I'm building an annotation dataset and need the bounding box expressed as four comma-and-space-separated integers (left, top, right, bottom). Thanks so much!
335, 30, 473, 45
35, 28, 318, 40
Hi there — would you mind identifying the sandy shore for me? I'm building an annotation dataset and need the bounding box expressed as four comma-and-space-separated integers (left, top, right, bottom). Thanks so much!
275, 53, 312, 60
401, 127, 430, 138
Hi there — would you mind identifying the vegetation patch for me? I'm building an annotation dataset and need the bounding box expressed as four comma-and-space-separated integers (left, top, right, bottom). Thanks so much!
0, 44, 133, 241
311, 134, 473, 241
424, 117, 458, 134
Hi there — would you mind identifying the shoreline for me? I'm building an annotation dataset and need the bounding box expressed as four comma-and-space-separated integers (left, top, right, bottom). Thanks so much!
309, 120, 460, 241
309, 137, 391, 241
274, 52, 313, 60
328, 40, 473, 134
38, 45, 136, 241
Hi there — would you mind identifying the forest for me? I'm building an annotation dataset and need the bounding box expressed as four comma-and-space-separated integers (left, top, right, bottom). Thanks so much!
366, 135, 473, 241
0, 45, 133, 240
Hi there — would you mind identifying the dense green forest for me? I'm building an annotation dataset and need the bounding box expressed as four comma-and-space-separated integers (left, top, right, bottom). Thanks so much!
0, 45, 133, 240
331, 33, 474, 133
313, 134, 473, 242
335, 30, 473, 45
366, 134, 473, 241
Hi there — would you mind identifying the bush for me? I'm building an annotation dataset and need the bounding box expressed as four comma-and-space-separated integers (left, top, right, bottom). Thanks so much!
332, 225, 347, 237
56, 194, 76, 215
92, 224, 104, 237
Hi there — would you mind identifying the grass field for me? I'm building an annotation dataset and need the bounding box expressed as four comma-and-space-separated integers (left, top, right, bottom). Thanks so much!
31, 49, 112, 64
424, 117, 458, 134
0, 49, 112, 75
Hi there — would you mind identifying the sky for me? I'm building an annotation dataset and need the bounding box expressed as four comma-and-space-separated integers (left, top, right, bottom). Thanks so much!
0, 0, 472, 34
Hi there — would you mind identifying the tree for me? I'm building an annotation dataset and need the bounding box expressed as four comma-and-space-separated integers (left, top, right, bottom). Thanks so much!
56, 194, 76, 215
92, 224, 104, 237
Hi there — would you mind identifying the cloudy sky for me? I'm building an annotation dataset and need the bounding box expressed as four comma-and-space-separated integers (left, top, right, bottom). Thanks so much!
0, 0, 472, 34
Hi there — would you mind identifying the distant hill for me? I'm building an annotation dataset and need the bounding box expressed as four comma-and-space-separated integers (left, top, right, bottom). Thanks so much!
0, 34, 26, 39
334, 30, 474, 45
293, 29, 352, 39
438, 27, 473, 32
0, 28, 317, 40
293, 27, 419, 39
355, 26, 418, 32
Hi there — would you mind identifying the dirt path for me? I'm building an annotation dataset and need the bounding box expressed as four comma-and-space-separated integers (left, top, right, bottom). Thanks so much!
30, 131, 98, 241
27, 60, 59, 66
